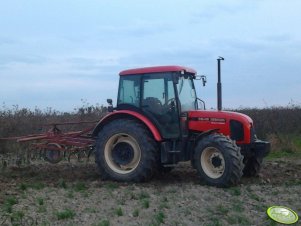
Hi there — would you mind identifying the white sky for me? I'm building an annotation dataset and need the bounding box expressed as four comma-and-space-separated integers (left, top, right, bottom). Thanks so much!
0, 0, 300, 111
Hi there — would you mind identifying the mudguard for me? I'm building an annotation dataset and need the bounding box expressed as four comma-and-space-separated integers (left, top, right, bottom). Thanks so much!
92, 110, 162, 141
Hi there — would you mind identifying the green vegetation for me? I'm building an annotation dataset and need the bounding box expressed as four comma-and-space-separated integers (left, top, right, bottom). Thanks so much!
226, 214, 251, 225
115, 206, 123, 216
18, 182, 45, 191
55, 208, 76, 220
10, 211, 25, 224
133, 209, 139, 217
227, 187, 241, 196
104, 182, 119, 190
138, 190, 150, 199
215, 204, 229, 215
141, 198, 150, 208
150, 211, 165, 226
73, 181, 88, 192
2, 196, 18, 213
37, 197, 44, 206
58, 178, 67, 189
95, 220, 110, 226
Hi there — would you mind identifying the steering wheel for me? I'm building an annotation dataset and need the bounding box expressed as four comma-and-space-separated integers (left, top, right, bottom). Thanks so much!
163, 98, 176, 113
166, 98, 175, 105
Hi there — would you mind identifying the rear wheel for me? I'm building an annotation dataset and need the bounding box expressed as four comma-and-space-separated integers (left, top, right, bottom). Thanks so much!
192, 134, 244, 187
95, 119, 158, 182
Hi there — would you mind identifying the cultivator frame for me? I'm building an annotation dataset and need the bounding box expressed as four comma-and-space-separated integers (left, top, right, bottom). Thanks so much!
1, 121, 97, 164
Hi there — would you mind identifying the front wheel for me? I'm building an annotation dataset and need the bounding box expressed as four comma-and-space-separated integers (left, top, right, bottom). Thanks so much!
192, 134, 244, 187
243, 156, 262, 177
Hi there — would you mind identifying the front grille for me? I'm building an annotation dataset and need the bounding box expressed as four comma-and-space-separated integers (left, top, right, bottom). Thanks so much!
230, 120, 244, 141
250, 125, 257, 142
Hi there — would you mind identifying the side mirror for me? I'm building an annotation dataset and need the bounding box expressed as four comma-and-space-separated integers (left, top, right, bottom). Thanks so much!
107, 99, 113, 105
201, 75, 207, 86
195, 75, 207, 86
107, 99, 113, 112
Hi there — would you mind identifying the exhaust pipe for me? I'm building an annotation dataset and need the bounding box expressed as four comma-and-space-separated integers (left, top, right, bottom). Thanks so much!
217, 56, 224, 111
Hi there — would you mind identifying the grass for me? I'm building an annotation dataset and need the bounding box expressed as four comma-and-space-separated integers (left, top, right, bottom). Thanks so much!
227, 187, 241, 196
133, 209, 139, 217
95, 219, 110, 226
104, 182, 119, 190
66, 190, 74, 198
150, 211, 165, 226
138, 191, 150, 199
73, 181, 88, 192
159, 196, 169, 210
226, 214, 251, 225
2, 196, 18, 213
58, 178, 67, 189
247, 192, 263, 202
267, 134, 301, 159
115, 207, 123, 216
141, 199, 150, 208
37, 197, 44, 205
18, 182, 45, 191
216, 204, 229, 215
206, 217, 222, 226
232, 201, 244, 212
10, 211, 25, 224
55, 208, 76, 220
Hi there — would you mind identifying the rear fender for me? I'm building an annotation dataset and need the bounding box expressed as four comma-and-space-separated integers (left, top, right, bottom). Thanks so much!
92, 110, 163, 141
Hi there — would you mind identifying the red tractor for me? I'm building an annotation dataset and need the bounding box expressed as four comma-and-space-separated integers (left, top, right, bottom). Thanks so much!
92, 60, 270, 187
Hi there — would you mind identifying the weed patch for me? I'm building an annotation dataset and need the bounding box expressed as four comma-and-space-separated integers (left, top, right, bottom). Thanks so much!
115, 207, 123, 216
55, 208, 76, 220
95, 219, 110, 226
73, 181, 88, 192
2, 196, 18, 213
150, 211, 165, 226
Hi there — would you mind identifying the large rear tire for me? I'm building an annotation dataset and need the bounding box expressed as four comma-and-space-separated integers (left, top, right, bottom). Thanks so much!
95, 119, 158, 182
192, 134, 244, 187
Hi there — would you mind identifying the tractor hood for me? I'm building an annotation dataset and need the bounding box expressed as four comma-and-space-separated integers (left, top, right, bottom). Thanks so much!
187, 110, 254, 144
188, 110, 253, 125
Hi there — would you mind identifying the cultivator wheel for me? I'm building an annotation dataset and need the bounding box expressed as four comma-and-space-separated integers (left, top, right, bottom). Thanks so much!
44, 143, 64, 164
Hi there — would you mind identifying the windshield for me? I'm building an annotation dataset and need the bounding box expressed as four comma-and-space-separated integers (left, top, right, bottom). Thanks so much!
177, 75, 197, 111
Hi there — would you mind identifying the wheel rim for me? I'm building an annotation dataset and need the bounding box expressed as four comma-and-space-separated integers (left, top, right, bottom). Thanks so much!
104, 133, 141, 174
44, 143, 63, 163
201, 147, 225, 179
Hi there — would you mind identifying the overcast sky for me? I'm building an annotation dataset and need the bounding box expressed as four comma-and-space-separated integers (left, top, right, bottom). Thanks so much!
0, 0, 300, 111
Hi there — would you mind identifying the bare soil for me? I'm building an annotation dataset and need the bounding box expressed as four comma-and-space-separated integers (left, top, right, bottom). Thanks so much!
0, 158, 300, 226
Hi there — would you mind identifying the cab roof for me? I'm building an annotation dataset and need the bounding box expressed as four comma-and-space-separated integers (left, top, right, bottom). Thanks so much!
119, 65, 197, 76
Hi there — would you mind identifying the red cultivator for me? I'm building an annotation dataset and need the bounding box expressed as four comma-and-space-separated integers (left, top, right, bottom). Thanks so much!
1, 121, 97, 164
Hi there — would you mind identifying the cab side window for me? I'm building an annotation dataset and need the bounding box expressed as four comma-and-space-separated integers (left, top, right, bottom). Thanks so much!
118, 76, 140, 107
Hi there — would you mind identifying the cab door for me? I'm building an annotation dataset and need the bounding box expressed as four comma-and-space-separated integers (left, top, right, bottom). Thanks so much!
141, 73, 180, 139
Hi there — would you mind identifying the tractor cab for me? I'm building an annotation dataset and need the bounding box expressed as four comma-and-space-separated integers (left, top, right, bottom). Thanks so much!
117, 66, 198, 139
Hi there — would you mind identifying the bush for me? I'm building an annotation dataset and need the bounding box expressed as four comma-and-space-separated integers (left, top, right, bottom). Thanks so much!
237, 106, 301, 138
1, 103, 300, 156
0, 103, 107, 154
